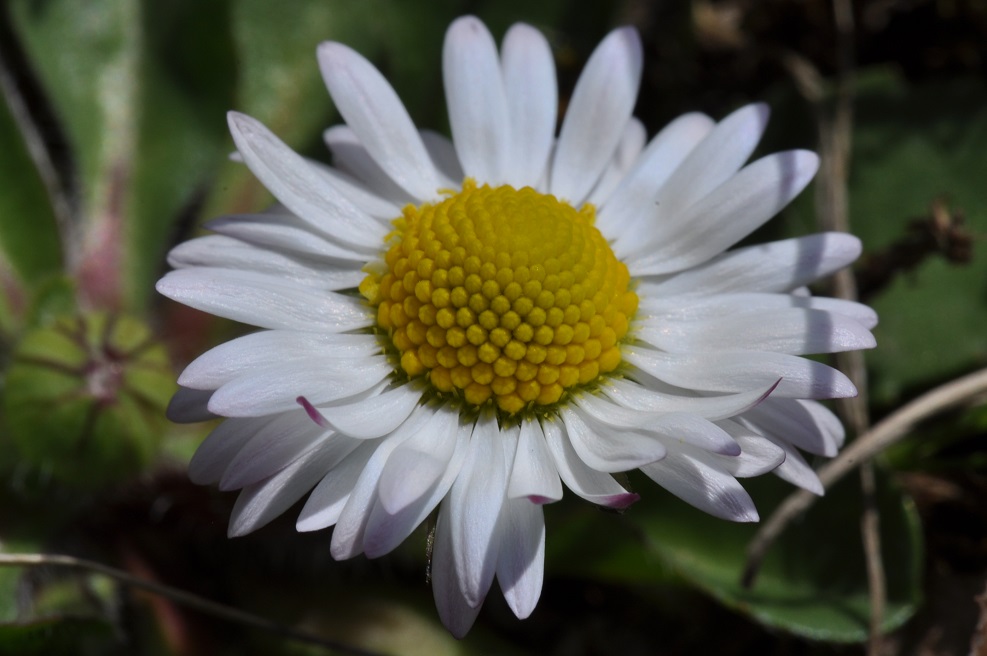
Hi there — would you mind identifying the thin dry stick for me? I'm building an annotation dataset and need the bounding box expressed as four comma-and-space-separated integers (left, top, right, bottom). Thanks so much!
824, 1, 887, 652
742, 366, 987, 589
781, 3, 886, 651
0, 552, 386, 656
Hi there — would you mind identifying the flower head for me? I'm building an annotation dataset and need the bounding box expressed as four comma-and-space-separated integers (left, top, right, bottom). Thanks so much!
157, 15, 876, 636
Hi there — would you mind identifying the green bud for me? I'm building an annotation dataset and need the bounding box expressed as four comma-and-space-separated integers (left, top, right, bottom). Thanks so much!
2, 313, 175, 486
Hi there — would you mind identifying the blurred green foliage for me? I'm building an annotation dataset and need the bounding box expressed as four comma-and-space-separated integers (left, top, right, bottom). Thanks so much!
0, 0, 984, 654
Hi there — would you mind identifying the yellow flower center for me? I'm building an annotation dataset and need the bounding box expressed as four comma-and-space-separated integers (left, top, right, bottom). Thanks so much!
360, 180, 638, 415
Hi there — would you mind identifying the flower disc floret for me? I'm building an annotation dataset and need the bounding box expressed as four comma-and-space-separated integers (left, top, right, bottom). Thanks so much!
361, 180, 638, 414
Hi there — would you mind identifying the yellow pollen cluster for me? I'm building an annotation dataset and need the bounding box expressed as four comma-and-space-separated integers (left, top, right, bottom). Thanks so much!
360, 180, 638, 414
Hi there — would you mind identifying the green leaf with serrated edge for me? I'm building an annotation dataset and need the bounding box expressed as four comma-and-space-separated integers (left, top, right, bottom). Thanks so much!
606, 469, 923, 642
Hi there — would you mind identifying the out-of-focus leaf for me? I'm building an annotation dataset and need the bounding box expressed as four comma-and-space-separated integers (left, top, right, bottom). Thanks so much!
249, 580, 524, 656
546, 500, 676, 587
775, 68, 987, 406
615, 470, 922, 642
9, 0, 140, 309
852, 72, 987, 406
8, 0, 236, 309
2, 313, 173, 487
0, 618, 118, 656
0, 81, 62, 292
126, 0, 237, 307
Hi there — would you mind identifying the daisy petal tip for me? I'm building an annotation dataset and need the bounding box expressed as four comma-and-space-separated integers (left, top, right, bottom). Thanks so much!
449, 14, 485, 34
226, 110, 258, 137
738, 509, 760, 523
504, 21, 540, 41
296, 396, 330, 428
603, 492, 641, 510
796, 148, 821, 174
316, 40, 356, 74
747, 101, 771, 125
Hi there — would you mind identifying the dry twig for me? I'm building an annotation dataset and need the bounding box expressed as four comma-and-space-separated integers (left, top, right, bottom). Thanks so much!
742, 366, 987, 590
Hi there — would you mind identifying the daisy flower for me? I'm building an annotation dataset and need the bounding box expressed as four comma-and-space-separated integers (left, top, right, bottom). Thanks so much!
157, 16, 876, 636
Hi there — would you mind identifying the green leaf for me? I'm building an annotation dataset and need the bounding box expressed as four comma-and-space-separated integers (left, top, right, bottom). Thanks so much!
8, 0, 235, 309
9, 0, 140, 308
0, 80, 62, 289
852, 71, 987, 406
618, 470, 922, 642
0, 618, 117, 656
774, 68, 987, 406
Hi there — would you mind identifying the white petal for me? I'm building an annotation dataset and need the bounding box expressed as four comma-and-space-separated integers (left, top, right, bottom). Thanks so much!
179, 331, 379, 390
227, 112, 387, 251
624, 347, 857, 399
323, 126, 415, 204
639, 232, 862, 296
500, 23, 556, 187
296, 439, 377, 532
363, 419, 472, 558
574, 393, 741, 456
420, 129, 464, 185
637, 307, 875, 355
508, 420, 563, 503
317, 42, 440, 199
206, 214, 369, 263
599, 112, 714, 237
432, 500, 482, 638
561, 406, 668, 471
760, 433, 824, 494
168, 234, 365, 291
698, 424, 787, 477
641, 451, 759, 522
586, 118, 647, 207
166, 387, 216, 423
601, 378, 776, 421
496, 499, 545, 619
649, 103, 769, 221
316, 381, 423, 439
627, 150, 820, 273
188, 416, 275, 485
742, 397, 845, 457
310, 163, 403, 220
542, 419, 639, 508
550, 27, 642, 203
638, 292, 878, 330
219, 412, 330, 491
443, 16, 511, 184
228, 441, 342, 537
796, 399, 847, 448
156, 268, 373, 332
376, 408, 461, 515
330, 407, 437, 558
206, 356, 391, 417
447, 416, 513, 607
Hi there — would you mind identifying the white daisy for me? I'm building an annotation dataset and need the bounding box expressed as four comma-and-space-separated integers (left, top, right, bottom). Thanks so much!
156, 16, 876, 636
